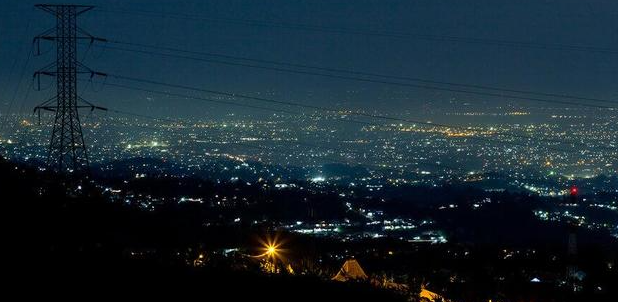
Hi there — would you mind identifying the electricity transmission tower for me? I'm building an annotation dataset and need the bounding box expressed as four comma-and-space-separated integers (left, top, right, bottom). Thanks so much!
33, 4, 106, 174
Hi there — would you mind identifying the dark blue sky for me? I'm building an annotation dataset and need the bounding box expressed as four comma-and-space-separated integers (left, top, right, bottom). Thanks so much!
1, 0, 617, 120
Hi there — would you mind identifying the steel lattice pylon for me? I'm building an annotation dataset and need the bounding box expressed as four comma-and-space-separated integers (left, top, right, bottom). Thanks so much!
33, 4, 106, 174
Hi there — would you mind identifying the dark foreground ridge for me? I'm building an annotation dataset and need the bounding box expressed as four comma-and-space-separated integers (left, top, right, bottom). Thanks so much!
3, 157, 406, 300
3, 156, 616, 301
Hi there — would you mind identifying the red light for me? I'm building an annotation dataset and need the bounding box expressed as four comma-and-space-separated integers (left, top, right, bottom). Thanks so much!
570, 186, 578, 196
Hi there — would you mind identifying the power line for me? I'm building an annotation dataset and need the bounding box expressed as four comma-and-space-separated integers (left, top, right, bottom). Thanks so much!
95, 8, 618, 55
76, 82, 611, 173
106, 109, 184, 124
1, 47, 33, 134
91, 81, 372, 128
103, 74, 607, 153
106, 39, 617, 105
96, 44, 616, 110
82, 76, 372, 127
1, 11, 35, 135
0, 8, 33, 96
97, 81, 300, 115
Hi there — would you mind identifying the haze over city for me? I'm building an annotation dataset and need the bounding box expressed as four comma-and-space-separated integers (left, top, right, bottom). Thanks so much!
1, 1, 617, 301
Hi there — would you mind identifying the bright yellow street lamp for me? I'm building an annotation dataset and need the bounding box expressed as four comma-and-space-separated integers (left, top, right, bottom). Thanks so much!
266, 245, 277, 257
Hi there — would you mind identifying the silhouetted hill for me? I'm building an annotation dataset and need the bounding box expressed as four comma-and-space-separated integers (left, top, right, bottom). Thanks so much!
2, 159, 407, 301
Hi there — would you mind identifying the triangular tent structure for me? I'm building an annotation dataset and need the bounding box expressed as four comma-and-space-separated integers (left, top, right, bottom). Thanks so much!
332, 259, 368, 281
420, 285, 450, 302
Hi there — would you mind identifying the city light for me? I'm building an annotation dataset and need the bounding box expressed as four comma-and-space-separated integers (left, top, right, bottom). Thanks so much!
266, 245, 278, 258
2, 2, 618, 301
255, 235, 284, 260
570, 186, 578, 196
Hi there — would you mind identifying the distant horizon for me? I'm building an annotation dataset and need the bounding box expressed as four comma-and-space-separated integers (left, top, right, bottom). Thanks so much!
1, 0, 617, 118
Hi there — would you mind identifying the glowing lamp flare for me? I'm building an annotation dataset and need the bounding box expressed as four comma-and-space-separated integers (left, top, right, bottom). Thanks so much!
266, 245, 278, 257
254, 235, 285, 259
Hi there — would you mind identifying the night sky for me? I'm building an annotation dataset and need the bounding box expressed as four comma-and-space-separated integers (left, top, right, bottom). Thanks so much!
1, 0, 617, 121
